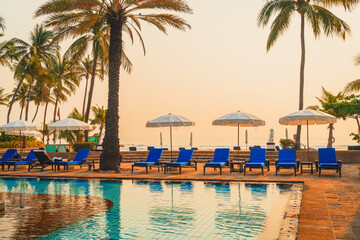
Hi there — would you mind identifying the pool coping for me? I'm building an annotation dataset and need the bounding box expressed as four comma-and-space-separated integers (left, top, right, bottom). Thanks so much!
0, 175, 303, 239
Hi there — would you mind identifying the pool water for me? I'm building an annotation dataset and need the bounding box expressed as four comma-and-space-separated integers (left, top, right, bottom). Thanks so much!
0, 179, 292, 239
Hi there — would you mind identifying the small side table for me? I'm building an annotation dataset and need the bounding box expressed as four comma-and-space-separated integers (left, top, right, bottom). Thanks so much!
300, 162, 313, 174
230, 161, 244, 173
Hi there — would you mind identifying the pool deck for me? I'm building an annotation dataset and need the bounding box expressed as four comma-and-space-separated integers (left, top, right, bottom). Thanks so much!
0, 163, 359, 240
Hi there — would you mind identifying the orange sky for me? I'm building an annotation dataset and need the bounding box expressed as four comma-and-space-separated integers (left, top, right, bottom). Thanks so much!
0, 0, 359, 148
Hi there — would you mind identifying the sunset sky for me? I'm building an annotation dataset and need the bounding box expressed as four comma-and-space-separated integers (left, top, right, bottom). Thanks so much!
0, 0, 359, 148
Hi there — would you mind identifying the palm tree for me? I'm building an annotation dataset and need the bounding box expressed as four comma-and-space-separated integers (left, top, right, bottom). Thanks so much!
258, 0, 351, 147
11, 25, 58, 121
31, 84, 53, 122
307, 87, 343, 148
75, 56, 95, 115
91, 105, 107, 142
0, 40, 17, 69
47, 53, 80, 123
36, 0, 193, 170
0, 87, 9, 107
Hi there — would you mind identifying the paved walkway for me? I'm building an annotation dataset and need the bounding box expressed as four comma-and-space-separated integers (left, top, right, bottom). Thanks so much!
0, 163, 359, 240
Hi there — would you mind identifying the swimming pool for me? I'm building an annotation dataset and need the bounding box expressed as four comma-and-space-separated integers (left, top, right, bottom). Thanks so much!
0, 178, 297, 239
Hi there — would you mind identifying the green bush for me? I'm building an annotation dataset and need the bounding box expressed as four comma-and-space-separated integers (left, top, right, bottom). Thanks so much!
0, 140, 45, 149
279, 139, 297, 149
72, 142, 96, 152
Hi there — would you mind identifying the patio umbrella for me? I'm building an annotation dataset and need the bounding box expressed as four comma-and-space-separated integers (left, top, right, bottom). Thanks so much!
48, 118, 93, 148
212, 111, 265, 161
279, 109, 337, 161
146, 113, 195, 161
0, 120, 42, 154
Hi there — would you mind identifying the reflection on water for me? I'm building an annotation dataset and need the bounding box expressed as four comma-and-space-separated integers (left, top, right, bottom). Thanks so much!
0, 179, 291, 239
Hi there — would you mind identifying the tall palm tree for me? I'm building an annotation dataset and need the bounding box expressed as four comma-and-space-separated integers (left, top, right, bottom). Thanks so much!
31, 83, 53, 122
91, 105, 107, 142
47, 53, 80, 123
0, 87, 9, 107
36, 0, 193, 170
307, 87, 343, 148
11, 25, 58, 121
75, 56, 95, 115
258, 0, 351, 147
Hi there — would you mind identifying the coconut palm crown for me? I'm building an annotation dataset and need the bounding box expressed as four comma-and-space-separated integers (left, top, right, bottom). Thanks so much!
36, 0, 193, 170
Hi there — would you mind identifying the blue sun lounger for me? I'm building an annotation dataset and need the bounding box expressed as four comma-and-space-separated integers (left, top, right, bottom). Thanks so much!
55, 149, 91, 171
0, 149, 20, 164
203, 148, 230, 175
132, 148, 163, 174
315, 148, 342, 177
275, 149, 298, 176
2, 150, 37, 171
164, 149, 194, 174
244, 148, 268, 176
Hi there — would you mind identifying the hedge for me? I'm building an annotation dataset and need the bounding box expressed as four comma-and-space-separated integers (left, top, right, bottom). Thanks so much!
72, 142, 96, 152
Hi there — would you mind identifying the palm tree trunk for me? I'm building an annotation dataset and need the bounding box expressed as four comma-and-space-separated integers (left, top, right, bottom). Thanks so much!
296, 12, 306, 148
31, 103, 40, 122
82, 74, 89, 115
20, 105, 24, 119
84, 54, 98, 142
53, 92, 59, 144
100, 22, 122, 171
25, 81, 33, 121
327, 123, 334, 148
7, 80, 23, 123
42, 101, 49, 142
99, 124, 104, 142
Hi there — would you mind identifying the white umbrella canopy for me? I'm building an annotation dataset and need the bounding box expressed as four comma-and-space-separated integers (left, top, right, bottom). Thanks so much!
0, 120, 42, 131
48, 118, 93, 131
5, 130, 42, 138
279, 109, 336, 125
279, 109, 337, 161
212, 111, 265, 127
146, 113, 194, 127
213, 111, 265, 161
146, 113, 195, 161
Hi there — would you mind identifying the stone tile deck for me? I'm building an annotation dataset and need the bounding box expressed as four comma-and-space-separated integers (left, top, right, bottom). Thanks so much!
0, 163, 359, 240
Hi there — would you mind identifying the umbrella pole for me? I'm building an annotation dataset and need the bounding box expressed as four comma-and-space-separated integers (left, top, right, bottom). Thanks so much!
20, 130, 23, 156
307, 120, 310, 161
237, 123, 240, 161
170, 125, 173, 162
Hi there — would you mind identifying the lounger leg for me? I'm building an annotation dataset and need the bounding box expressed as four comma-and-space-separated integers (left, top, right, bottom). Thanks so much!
132, 165, 134, 173
276, 166, 278, 176
1, 163, 3, 171
146, 166, 148, 174
203, 166, 206, 175
158, 165, 160, 172
7, 165, 9, 170
319, 168, 321, 177
294, 166, 296, 176
339, 168, 341, 178
244, 166, 246, 175
220, 166, 222, 175
14, 165, 16, 171
179, 166, 182, 175
261, 167, 264, 176
195, 161, 197, 170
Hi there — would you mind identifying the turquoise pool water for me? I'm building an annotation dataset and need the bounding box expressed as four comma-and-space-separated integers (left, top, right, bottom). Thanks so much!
0, 179, 292, 239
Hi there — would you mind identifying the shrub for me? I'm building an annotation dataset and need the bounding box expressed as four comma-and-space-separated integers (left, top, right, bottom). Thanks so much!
72, 142, 96, 152
279, 139, 297, 149
0, 140, 45, 149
